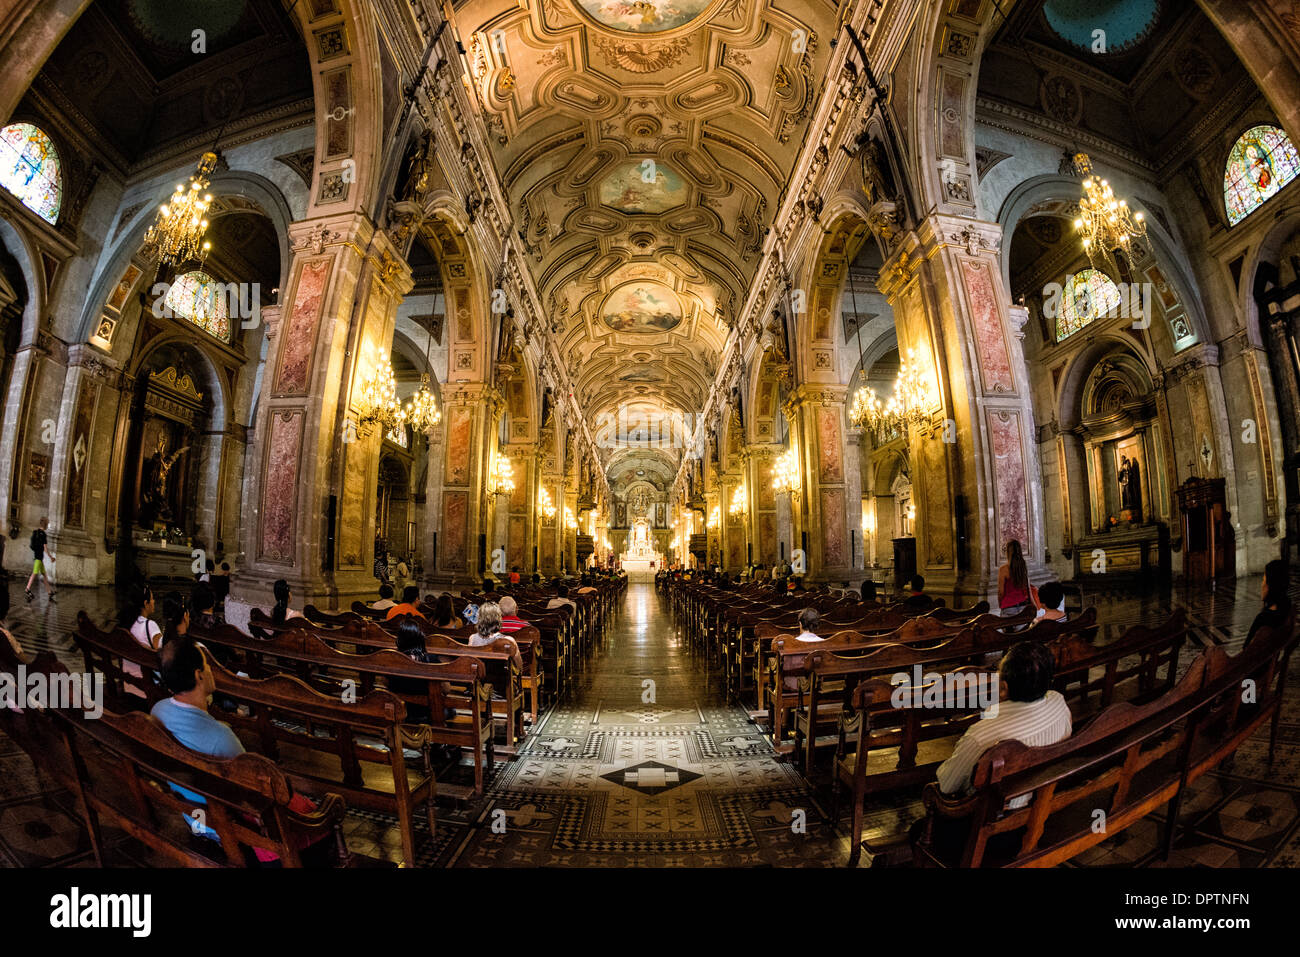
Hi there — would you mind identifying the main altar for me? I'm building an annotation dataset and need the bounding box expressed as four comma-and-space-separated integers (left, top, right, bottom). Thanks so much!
620, 519, 662, 581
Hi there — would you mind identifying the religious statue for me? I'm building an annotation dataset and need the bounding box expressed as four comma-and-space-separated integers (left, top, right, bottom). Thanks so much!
861, 138, 892, 206
1118, 454, 1142, 522
402, 130, 434, 206
141, 433, 189, 525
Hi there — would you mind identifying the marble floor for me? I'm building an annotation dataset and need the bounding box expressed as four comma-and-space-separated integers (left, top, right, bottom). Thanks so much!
1, 573, 1298, 868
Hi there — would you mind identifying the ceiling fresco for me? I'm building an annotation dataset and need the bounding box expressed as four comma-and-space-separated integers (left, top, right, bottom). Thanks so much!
453, 0, 838, 486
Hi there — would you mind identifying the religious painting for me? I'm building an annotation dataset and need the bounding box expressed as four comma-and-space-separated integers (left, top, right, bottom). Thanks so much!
339, 441, 367, 565
1116, 438, 1145, 524
442, 491, 468, 570
987, 410, 1028, 549
275, 258, 331, 395
260, 411, 302, 562
26, 451, 48, 490
619, 365, 659, 382
601, 281, 683, 334
960, 259, 1014, 394
598, 161, 687, 215
107, 264, 142, 312
821, 488, 845, 567
818, 406, 842, 483
576, 0, 712, 33
444, 406, 473, 485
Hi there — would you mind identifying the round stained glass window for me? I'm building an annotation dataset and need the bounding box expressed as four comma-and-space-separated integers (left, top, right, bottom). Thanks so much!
0, 123, 62, 224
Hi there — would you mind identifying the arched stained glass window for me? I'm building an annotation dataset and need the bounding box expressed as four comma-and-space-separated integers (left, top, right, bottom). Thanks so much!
0, 123, 62, 224
164, 271, 230, 341
1057, 269, 1121, 342
1224, 125, 1300, 226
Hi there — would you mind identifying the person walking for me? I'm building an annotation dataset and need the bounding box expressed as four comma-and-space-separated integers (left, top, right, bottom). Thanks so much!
25, 517, 56, 603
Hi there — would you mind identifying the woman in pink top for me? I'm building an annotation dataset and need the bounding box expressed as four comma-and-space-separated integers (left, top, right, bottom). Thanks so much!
997, 540, 1031, 615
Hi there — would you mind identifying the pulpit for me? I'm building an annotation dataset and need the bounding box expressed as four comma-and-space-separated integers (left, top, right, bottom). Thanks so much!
1175, 477, 1232, 584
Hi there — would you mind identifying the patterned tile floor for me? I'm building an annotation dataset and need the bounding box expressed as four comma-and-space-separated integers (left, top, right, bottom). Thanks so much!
1, 572, 1298, 868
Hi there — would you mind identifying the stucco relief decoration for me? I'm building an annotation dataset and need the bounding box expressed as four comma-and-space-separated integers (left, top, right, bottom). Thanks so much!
988, 410, 1029, 550
275, 258, 331, 394
261, 411, 302, 562
960, 258, 1014, 395
592, 35, 692, 72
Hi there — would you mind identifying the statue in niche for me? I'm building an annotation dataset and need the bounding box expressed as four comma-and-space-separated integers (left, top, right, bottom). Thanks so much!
402, 130, 434, 206
861, 138, 894, 206
1118, 455, 1142, 523
141, 432, 189, 525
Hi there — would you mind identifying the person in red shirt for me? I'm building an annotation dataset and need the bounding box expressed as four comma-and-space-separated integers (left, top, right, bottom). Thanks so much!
385, 585, 426, 621
498, 595, 529, 633
508, 566, 521, 585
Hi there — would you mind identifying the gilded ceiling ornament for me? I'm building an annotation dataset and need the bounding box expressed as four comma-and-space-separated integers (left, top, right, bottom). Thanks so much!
592, 34, 691, 73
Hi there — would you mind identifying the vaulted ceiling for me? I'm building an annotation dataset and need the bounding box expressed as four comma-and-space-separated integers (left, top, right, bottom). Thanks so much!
449, 0, 840, 483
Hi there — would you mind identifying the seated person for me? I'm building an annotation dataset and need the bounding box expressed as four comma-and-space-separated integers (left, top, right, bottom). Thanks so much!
1245, 559, 1293, 650
269, 579, 304, 626
1031, 581, 1068, 622
429, 593, 463, 629
794, 607, 823, 642
471, 602, 523, 669
161, 590, 190, 645
212, 562, 231, 605
498, 596, 529, 633
935, 641, 1072, 809
547, 584, 577, 613
508, 566, 521, 585
385, 585, 426, 621
152, 640, 327, 865
903, 575, 932, 609
371, 584, 397, 611
190, 582, 220, 631
860, 580, 877, 603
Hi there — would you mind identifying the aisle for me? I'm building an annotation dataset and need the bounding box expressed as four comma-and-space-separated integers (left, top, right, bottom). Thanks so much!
431, 583, 866, 866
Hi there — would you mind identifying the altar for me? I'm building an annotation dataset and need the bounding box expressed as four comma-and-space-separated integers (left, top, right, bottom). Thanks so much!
621, 519, 661, 582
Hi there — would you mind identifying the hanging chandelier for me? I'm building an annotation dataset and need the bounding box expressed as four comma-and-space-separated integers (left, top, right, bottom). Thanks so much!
564, 506, 576, 529
141, 151, 217, 268
707, 506, 720, 530
772, 447, 800, 494
359, 350, 406, 431
489, 455, 515, 496
538, 486, 557, 520
404, 375, 442, 435
851, 347, 930, 442
1072, 152, 1146, 272
729, 483, 746, 518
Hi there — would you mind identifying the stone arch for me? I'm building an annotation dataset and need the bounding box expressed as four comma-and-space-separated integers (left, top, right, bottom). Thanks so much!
997, 174, 1211, 348
792, 205, 874, 386
0, 215, 43, 347
419, 207, 491, 383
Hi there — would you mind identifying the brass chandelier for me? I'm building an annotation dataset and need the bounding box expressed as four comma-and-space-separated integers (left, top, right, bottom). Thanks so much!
538, 486, 557, 520
729, 483, 746, 518
850, 347, 930, 442
488, 454, 515, 496
141, 151, 217, 267
1072, 152, 1146, 272
772, 447, 800, 494
359, 350, 406, 432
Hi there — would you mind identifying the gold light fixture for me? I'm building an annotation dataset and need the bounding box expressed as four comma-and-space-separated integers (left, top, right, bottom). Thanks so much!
141, 151, 217, 267
404, 374, 442, 435
852, 347, 931, 442
359, 350, 406, 431
707, 506, 720, 530
729, 483, 746, 518
538, 486, 557, 520
564, 506, 576, 529
1072, 152, 1146, 272
772, 447, 800, 494
489, 454, 515, 496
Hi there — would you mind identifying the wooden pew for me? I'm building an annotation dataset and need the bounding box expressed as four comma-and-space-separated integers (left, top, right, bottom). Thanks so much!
908, 615, 1295, 868
0, 651, 354, 868
200, 650, 438, 867
187, 623, 497, 796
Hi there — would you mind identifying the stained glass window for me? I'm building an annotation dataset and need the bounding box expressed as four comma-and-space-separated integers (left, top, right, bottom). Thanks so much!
164, 271, 230, 341
0, 123, 62, 224
1057, 269, 1121, 342
1224, 125, 1300, 226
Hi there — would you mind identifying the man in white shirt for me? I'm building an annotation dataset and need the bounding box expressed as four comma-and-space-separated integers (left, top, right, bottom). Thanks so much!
546, 584, 577, 613
935, 641, 1072, 808
794, 607, 823, 642
370, 584, 397, 611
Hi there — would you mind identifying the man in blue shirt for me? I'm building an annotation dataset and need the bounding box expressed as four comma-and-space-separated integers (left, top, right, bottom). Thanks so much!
151, 640, 243, 761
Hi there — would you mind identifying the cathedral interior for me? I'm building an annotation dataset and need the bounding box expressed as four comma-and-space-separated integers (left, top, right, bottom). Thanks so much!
0, 0, 1299, 879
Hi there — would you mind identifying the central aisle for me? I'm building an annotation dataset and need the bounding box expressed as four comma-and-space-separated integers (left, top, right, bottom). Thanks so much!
430, 583, 864, 866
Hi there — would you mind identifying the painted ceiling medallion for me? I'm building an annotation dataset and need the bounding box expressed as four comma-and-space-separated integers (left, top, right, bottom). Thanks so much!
592, 34, 692, 73
602, 281, 683, 334
599, 160, 687, 213
575, 0, 712, 34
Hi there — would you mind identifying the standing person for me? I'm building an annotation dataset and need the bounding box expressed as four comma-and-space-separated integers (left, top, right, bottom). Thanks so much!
997, 540, 1031, 615
25, 517, 56, 603
373, 536, 389, 584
